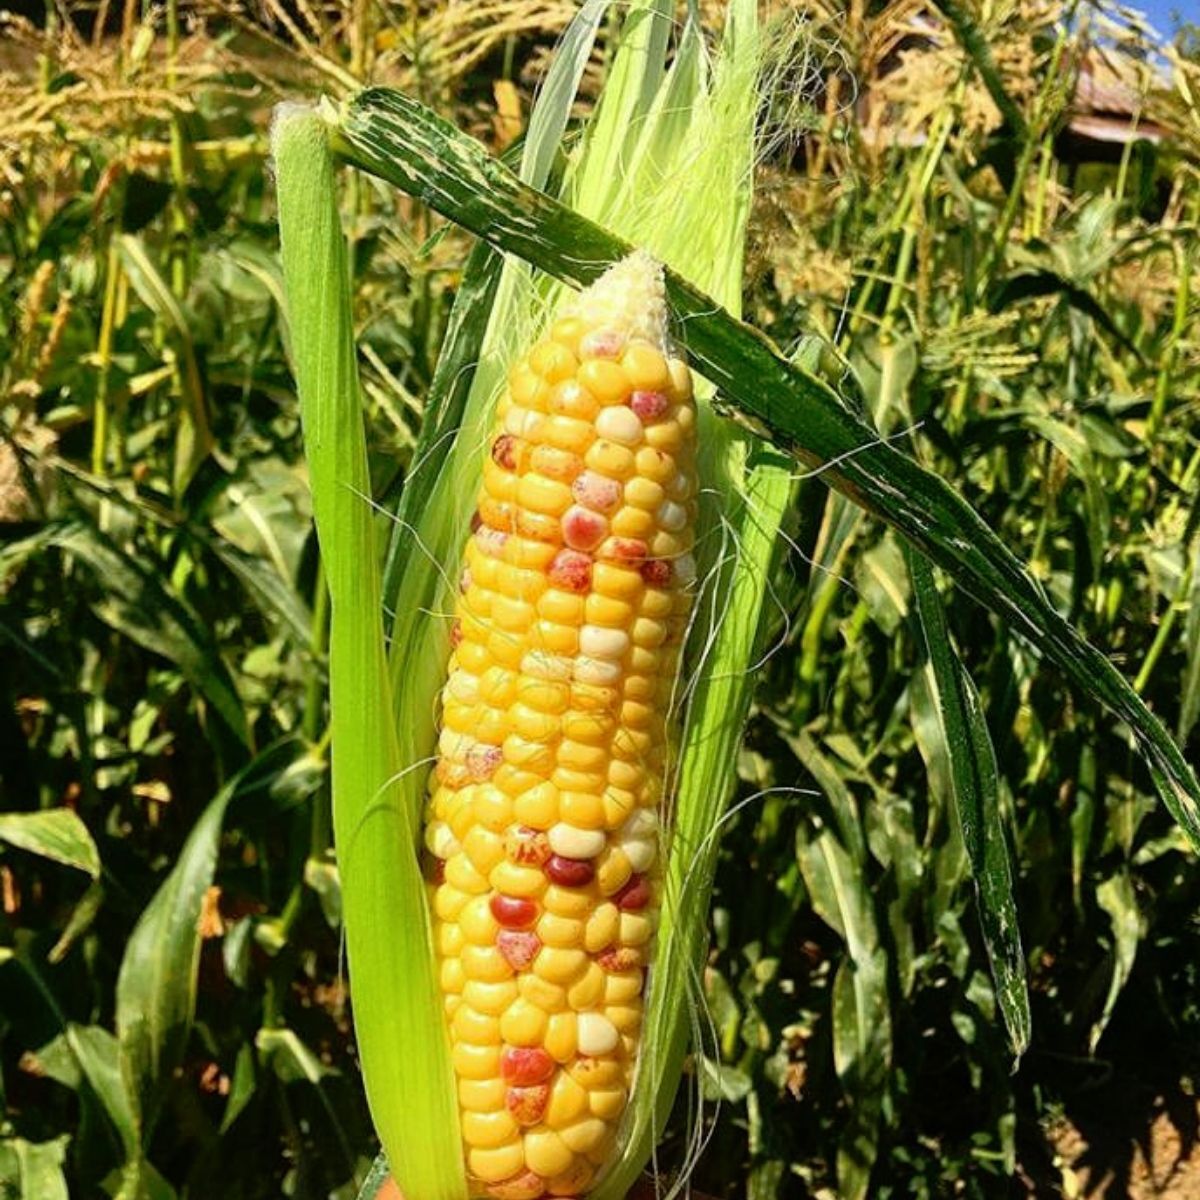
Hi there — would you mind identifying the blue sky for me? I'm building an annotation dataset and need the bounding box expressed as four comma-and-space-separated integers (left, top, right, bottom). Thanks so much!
1130, 0, 1189, 37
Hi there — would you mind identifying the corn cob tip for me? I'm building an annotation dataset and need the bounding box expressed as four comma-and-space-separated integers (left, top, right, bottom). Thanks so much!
568, 251, 668, 350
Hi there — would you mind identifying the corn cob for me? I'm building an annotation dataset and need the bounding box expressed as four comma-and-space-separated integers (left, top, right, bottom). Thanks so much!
422, 252, 697, 1199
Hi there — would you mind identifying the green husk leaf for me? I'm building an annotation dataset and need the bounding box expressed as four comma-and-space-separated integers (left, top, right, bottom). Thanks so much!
272, 107, 466, 1200
0, 809, 100, 878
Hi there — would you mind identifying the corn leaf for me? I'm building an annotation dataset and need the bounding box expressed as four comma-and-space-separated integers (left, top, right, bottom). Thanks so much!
330, 87, 1200, 851
272, 108, 465, 1200
908, 549, 1030, 1059
0, 810, 100, 879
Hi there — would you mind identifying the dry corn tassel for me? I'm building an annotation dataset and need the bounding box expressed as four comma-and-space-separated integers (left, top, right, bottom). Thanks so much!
423, 252, 698, 1199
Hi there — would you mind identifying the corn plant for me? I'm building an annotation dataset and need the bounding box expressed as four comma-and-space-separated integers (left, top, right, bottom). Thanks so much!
273, 3, 1200, 1199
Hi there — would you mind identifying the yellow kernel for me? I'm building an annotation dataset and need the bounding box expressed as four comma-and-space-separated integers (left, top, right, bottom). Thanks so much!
510, 703, 560, 743
490, 861, 549, 898
504, 736, 556, 775
454, 1042, 501, 1080
464, 827, 507, 874
548, 380, 600, 421
499, 999, 549, 1046
462, 1110, 519, 1149
441, 958, 464, 994
602, 791, 637, 830
487, 632, 524, 669
584, 1129, 618, 1166
451, 1006, 501, 1050
547, 1162, 596, 1196
515, 509, 562, 544
479, 668, 518, 706
604, 970, 644, 1004
560, 1117, 610, 1155
624, 476, 664, 509
584, 593, 635, 628
558, 740, 608, 771
578, 360, 630, 406
589, 1087, 627, 1120
567, 963, 605, 1009
459, 896, 499, 944
621, 342, 670, 392
435, 884, 469, 921
613, 728, 653, 759
531, 340, 578, 383
540, 415, 595, 455
463, 980, 519, 1015
667, 356, 693, 400
544, 1011, 579, 1062
584, 440, 636, 479
462, 945, 513, 982
538, 913, 586, 948
538, 590, 586, 625
530, 444, 583, 482
504, 537, 559, 571
648, 530, 681, 558
473, 788, 514, 833
639, 587, 673, 619
468, 1141, 524, 1183
536, 948, 589, 985
519, 973, 568, 1012
630, 617, 667, 648
518, 474, 573, 518
542, 885, 595, 919
510, 365, 547, 407
559, 790, 606, 829
644, 421, 683, 453
445, 854, 490, 895
608, 1004, 644, 1034
622, 674, 655, 702
568, 1056, 622, 1088
546, 1072, 589, 1127
439, 923, 466, 957
523, 1129, 573, 1178
512, 787, 558, 832
460, 1077, 507, 1111
533, 621, 579, 656
611, 506, 655, 539
620, 700, 654, 729
627, 646, 661, 674
636, 446, 675, 482
551, 317, 586, 351
619, 912, 654, 947
518, 678, 571, 714
596, 847, 633, 895
584, 904, 620, 953
592, 562, 643, 600
483, 459, 518, 503
567, 685, 619, 715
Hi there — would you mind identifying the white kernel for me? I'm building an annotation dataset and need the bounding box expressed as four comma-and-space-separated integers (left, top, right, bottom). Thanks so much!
521, 652, 574, 681
595, 407, 644, 446
674, 552, 697, 583
579, 625, 631, 660
656, 501, 688, 532
620, 836, 657, 872
446, 670, 480, 703
573, 657, 623, 686
621, 810, 658, 839
666, 471, 692, 500
577, 1012, 620, 1055
580, 329, 626, 359
425, 820, 460, 860
504, 406, 529, 437
548, 823, 608, 859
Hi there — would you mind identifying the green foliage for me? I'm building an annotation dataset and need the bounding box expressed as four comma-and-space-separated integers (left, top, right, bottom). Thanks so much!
2, 4, 1199, 1200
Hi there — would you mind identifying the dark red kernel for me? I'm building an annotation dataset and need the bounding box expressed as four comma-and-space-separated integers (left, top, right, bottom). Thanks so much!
641, 559, 671, 586
614, 873, 651, 911
491, 434, 521, 470
545, 854, 595, 887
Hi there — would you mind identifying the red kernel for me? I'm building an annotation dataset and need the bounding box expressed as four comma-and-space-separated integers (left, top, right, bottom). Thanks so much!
505, 1084, 550, 1126
548, 549, 593, 592
614, 873, 651, 911
491, 434, 521, 470
629, 390, 669, 421
500, 1046, 555, 1086
545, 854, 595, 887
506, 826, 551, 866
641, 559, 671, 586
490, 894, 539, 929
497, 930, 541, 970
